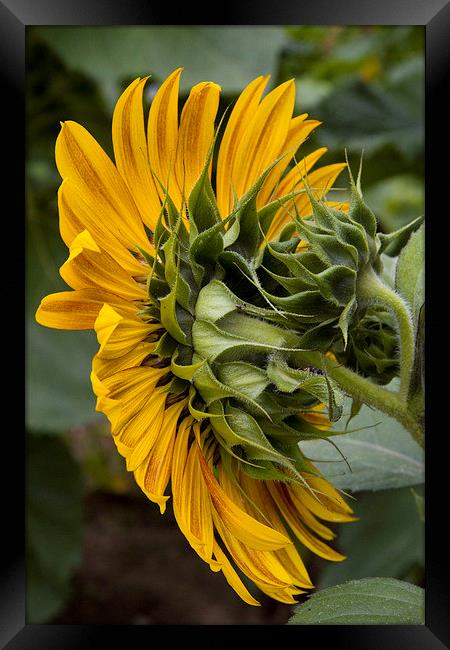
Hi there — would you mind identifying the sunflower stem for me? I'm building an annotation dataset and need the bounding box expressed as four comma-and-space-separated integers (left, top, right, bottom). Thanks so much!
297, 351, 424, 448
356, 265, 415, 400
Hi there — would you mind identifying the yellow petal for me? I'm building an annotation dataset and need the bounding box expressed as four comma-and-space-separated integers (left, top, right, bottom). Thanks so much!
213, 512, 294, 588
120, 389, 167, 471
60, 230, 147, 301
134, 397, 188, 513
197, 449, 290, 551
179, 436, 215, 564
213, 541, 261, 606
95, 304, 160, 359
293, 475, 356, 522
98, 365, 169, 433
285, 488, 336, 541
147, 68, 182, 206
257, 583, 303, 604
216, 75, 270, 216
92, 341, 156, 382
55, 120, 150, 252
239, 471, 313, 589
35, 289, 132, 330
175, 81, 221, 204
58, 180, 149, 277
256, 117, 321, 208
172, 416, 221, 571
171, 415, 194, 525
112, 77, 162, 231
232, 79, 295, 198
268, 482, 346, 561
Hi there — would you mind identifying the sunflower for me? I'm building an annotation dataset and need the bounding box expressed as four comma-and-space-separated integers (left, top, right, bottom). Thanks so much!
36, 68, 355, 606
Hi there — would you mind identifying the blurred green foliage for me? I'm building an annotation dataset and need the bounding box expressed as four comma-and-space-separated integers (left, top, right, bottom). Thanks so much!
26, 26, 424, 623
318, 487, 424, 589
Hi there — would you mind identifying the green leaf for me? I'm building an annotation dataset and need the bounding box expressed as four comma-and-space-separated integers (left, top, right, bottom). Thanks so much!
27, 435, 83, 622
300, 385, 424, 491
288, 578, 424, 625
319, 488, 424, 588
36, 26, 287, 107
27, 218, 101, 433
395, 223, 424, 320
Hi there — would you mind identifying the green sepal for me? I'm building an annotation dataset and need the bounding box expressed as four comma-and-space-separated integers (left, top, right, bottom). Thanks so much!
378, 214, 424, 257
194, 279, 237, 322
195, 279, 304, 329
153, 331, 177, 359
192, 363, 270, 419
338, 297, 357, 348
171, 349, 205, 381
136, 245, 164, 278
208, 402, 285, 466
227, 158, 282, 259
296, 219, 359, 270
187, 137, 221, 233
217, 404, 304, 479
291, 263, 357, 307
348, 165, 378, 240
266, 358, 343, 422
192, 318, 306, 364
151, 171, 185, 233
250, 286, 339, 324
137, 303, 161, 321
159, 279, 192, 346
147, 275, 170, 301
166, 376, 190, 396
215, 362, 269, 400
221, 216, 240, 248
260, 416, 340, 443
187, 386, 221, 420
258, 189, 304, 236
161, 228, 193, 313
241, 459, 299, 482
217, 311, 300, 348
260, 266, 316, 294
189, 219, 225, 269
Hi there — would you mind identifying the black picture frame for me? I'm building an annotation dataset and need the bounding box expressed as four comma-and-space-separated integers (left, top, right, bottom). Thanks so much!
5, 0, 449, 646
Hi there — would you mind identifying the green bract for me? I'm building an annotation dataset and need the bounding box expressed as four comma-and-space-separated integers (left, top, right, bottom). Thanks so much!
143, 152, 423, 479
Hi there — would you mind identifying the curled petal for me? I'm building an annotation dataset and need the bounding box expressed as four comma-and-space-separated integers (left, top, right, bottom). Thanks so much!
60, 229, 147, 301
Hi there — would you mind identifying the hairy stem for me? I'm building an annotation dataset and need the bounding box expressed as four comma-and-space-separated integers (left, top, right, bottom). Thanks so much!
297, 350, 424, 449
356, 265, 415, 400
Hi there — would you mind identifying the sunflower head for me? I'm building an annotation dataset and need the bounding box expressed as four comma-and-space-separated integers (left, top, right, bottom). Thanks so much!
36, 69, 356, 606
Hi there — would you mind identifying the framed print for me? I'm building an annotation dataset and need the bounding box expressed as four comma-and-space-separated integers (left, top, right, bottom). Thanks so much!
3, 0, 448, 645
